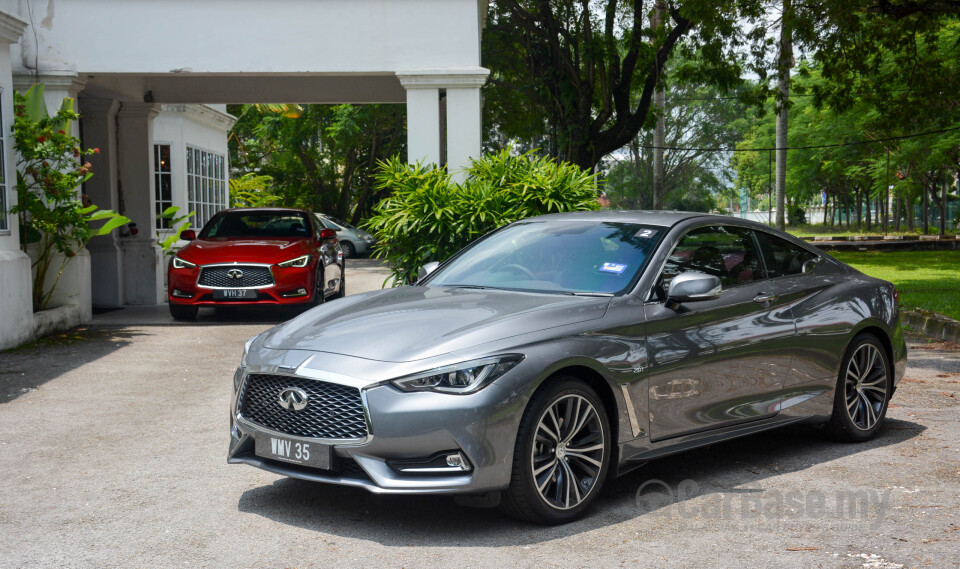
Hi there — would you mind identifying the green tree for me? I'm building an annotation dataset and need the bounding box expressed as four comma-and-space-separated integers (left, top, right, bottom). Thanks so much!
229, 103, 406, 224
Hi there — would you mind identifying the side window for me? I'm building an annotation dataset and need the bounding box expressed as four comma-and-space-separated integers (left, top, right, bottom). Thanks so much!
660, 225, 765, 294
754, 231, 818, 278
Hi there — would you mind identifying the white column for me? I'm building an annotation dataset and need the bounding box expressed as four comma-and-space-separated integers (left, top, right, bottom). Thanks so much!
0, 11, 32, 350
79, 97, 124, 307
117, 102, 164, 305
404, 87, 441, 166
397, 68, 489, 175
445, 85, 484, 179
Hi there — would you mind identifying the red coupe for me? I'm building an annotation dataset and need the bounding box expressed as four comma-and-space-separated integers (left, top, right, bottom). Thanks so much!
167, 208, 345, 320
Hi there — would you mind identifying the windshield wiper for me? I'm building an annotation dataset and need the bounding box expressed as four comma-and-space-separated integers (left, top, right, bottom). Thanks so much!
565, 291, 615, 297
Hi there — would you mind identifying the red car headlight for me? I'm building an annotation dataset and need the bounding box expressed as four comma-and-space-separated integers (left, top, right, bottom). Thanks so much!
277, 255, 311, 268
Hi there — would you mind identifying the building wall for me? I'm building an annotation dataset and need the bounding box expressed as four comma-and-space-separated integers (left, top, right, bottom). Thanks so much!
0, 16, 34, 350
3, 0, 482, 74
153, 105, 235, 233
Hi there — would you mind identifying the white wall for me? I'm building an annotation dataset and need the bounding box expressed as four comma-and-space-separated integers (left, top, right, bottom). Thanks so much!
153, 104, 235, 232
0, 14, 34, 350
3, 0, 482, 74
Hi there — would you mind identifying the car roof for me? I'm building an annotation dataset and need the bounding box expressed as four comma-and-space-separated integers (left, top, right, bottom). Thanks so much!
531, 210, 709, 227
220, 207, 308, 214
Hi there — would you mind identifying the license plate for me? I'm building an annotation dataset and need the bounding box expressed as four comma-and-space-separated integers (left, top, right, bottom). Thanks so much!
213, 289, 255, 300
255, 434, 332, 470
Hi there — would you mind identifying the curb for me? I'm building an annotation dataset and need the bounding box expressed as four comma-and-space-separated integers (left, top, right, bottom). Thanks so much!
902, 310, 960, 344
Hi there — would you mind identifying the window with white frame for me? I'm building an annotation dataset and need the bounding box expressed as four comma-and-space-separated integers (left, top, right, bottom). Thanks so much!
154, 144, 172, 228
186, 146, 227, 228
0, 90, 7, 232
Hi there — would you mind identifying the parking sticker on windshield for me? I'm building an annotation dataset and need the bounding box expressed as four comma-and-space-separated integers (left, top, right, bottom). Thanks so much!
600, 262, 628, 275
635, 228, 658, 239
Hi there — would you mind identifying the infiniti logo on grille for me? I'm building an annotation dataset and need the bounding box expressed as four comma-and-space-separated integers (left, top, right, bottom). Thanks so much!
278, 387, 309, 411
227, 268, 244, 279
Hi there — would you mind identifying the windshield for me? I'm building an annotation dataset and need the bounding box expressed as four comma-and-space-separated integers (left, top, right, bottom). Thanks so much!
200, 211, 312, 239
428, 221, 664, 295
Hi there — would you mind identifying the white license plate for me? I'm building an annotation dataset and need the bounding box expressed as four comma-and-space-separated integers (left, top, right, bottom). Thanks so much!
213, 289, 255, 300
255, 434, 332, 470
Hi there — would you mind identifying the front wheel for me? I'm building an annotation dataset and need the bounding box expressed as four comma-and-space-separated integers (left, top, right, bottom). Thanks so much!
312, 267, 326, 307
826, 333, 891, 442
500, 378, 611, 524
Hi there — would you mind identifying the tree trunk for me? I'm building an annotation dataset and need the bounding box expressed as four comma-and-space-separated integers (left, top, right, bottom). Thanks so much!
895, 194, 901, 231
651, 1, 666, 210
822, 191, 829, 226
856, 189, 862, 229
844, 193, 850, 229
922, 185, 929, 234
774, 0, 793, 231
907, 194, 915, 232
865, 190, 872, 229
940, 179, 947, 237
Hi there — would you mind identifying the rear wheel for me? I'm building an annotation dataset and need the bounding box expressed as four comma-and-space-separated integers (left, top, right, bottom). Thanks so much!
340, 241, 356, 259
827, 333, 891, 442
169, 303, 198, 321
500, 378, 610, 524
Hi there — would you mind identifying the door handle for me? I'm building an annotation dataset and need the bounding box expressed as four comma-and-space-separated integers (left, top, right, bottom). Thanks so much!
753, 292, 778, 304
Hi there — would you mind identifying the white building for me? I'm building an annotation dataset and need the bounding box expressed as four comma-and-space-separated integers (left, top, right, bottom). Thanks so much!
0, 0, 489, 350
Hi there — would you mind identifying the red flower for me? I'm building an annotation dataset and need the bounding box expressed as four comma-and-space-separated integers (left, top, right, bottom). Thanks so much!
73, 148, 79, 157
93, 147, 100, 154
37, 135, 46, 143
57, 130, 66, 135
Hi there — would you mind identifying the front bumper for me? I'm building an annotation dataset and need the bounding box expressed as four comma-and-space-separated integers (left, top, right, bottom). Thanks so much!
168, 262, 326, 306
227, 360, 522, 495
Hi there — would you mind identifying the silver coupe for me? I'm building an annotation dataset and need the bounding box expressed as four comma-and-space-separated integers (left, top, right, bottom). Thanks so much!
228, 211, 906, 524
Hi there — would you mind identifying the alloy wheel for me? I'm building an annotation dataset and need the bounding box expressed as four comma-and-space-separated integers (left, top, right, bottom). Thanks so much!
843, 343, 888, 430
530, 394, 605, 510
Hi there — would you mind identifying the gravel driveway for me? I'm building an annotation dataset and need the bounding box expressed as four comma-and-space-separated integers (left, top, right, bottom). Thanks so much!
1, 269, 958, 568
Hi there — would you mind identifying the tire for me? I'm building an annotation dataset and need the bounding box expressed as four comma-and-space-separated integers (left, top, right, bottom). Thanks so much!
340, 241, 356, 259
330, 262, 346, 300
826, 333, 892, 442
169, 303, 198, 321
500, 377, 611, 524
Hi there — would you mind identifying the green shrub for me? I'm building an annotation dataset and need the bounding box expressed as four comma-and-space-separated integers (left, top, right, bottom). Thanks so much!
788, 204, 807, 226
365, 150, 601, 285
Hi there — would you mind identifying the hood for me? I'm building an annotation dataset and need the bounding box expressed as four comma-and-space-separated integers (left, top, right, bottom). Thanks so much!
261, 286, 611, 362
179, 238, 309, 264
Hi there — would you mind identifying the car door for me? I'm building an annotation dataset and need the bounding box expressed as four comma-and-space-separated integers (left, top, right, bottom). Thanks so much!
643, 224, 797, 441
752, 230, 848, 398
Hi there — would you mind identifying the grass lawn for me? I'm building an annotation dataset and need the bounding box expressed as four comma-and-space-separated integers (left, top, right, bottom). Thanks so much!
829, 250, 960, 321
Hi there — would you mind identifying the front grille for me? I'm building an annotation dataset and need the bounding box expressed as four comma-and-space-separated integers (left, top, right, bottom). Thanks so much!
239, 374, 368, 440
198, 265, 274, 288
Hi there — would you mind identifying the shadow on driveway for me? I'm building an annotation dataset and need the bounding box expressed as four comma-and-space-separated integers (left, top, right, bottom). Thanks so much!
236, 419, 924, 544
0, 327, 145, 404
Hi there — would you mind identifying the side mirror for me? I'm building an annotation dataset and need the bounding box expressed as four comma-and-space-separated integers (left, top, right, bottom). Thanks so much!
802, 257, 822, 275
319, 228, 337, 240
418, 261, 440, 281
181, 229, 196, 241
666, 271, 722, 308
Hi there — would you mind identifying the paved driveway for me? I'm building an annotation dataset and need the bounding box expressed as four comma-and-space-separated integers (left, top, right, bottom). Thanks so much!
1, 262, 958, 568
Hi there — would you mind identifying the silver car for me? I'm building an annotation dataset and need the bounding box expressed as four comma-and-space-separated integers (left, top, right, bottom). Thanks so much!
314, 213, 376, 258
229, 211, 906, 524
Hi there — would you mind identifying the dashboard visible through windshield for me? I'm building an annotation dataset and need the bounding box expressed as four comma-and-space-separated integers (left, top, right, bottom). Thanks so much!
427, 221, 665, 295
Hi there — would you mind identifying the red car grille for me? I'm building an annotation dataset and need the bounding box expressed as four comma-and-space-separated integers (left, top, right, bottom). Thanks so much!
198, 265, 274, 288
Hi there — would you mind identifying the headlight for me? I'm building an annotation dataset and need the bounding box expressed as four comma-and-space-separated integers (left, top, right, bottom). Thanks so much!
172, 256, 196, 269
278, 255, 311, 268
390, 355, 524, 394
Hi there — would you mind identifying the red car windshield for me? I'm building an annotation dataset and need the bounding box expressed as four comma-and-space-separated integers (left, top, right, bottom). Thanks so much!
200, 211, 312, 239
